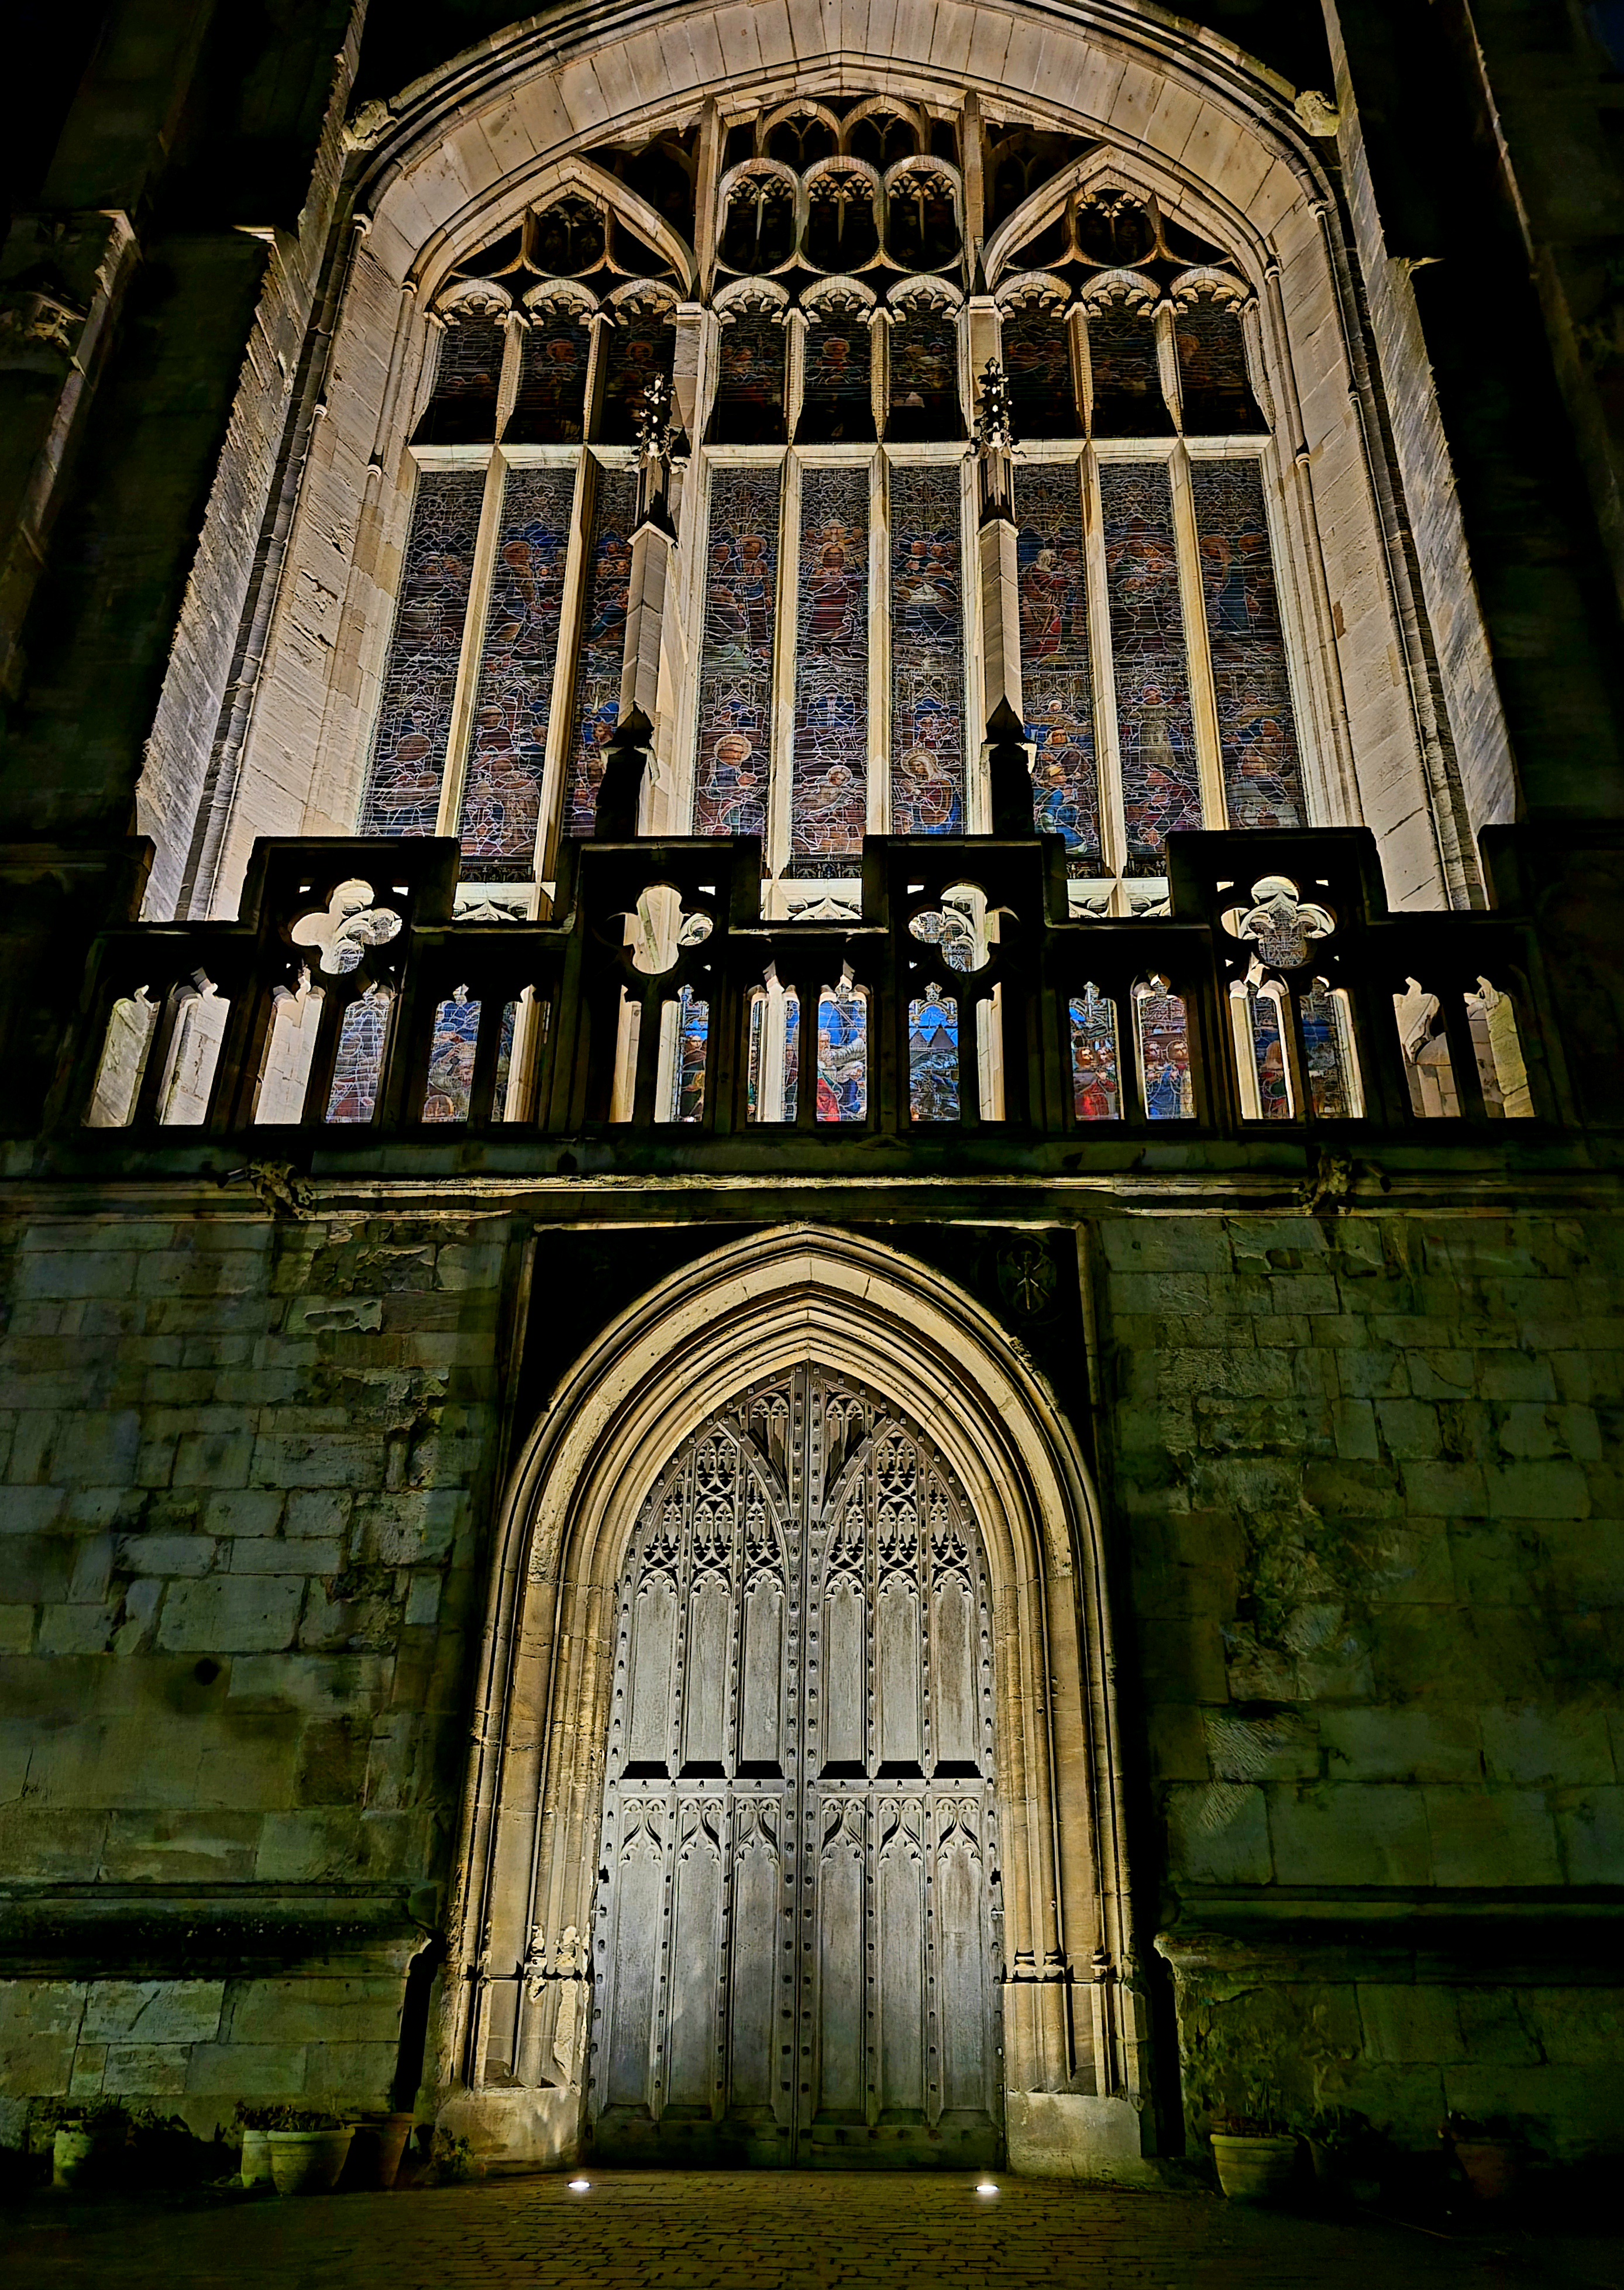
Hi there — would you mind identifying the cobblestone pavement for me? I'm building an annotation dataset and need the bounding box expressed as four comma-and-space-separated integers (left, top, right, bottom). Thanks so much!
11, 2171, 1622, 2290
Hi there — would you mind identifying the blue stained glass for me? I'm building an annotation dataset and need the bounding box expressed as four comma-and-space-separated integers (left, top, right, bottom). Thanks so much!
890, 463, 965, 834
1249, 989, 1292, 1121
1134, 983, 1193, 1120
1069, 987, 1120, 1120
1191, 459, 1303, 833
423, 995, 480, 1123
746, 989, 800, 1123
667, 986, 707, 1123
565, 465, 636, 837
462, 465, 575, 874
1303, 984, 1357, 1120
325, 992, 390, 1124
908, 986, 960, 1122
817, 981, 868, 1122
790, 464, 868, 867
1017, 462, 1099, 864
363, 469, 484, 840
694, 465, 780, 837
1101, 463, 1202, 871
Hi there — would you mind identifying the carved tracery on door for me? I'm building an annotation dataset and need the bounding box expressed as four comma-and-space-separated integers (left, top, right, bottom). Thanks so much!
590, 1367, 1004, 2166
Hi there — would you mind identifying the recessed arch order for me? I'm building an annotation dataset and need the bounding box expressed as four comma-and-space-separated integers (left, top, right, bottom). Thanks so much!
445, 1223, 1150, 2176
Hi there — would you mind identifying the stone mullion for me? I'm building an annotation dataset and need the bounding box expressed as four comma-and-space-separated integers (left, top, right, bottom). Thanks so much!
1168, 441, 1229, 831
869, 451, 891, 835
432, 449, 508, 851
1081, 448, 1130, 908
961, 450, 990, 832
530, 451, 598, 888
765, 452, 801, 896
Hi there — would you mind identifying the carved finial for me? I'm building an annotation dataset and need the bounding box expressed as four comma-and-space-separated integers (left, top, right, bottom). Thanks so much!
594, 706, 655, 839
633, 374, 686, 537
985, 699, 1035, 838
973, 360, 1017, 528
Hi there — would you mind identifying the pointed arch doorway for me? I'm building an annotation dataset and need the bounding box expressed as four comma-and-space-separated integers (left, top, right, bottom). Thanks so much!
447, 1228, 1147, 2182
591, 1364, 1003, 2167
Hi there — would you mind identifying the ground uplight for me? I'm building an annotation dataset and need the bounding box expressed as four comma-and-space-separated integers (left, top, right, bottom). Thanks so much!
569, 2178, 591, 2192
975, 2181, 999, 2196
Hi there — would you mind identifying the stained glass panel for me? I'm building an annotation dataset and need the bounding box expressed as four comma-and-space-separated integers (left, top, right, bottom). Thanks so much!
363, 469, 484, 838
506, 316, 590, 444
1016, 462, 1098, 863
790, 465, 869, 868
564, 465, 636, 837
600, 309, 676, 444
1191, 460, 1303, 833
694, 464, 780, 838
710, 312, 787, 444
1002, 307, 1078, 438
663, 986, 707, 1123
1085, 307, 1164, 436
461, 465, 575, 872
1303, 982, 1359, 1120
1247, 987, 1292, 1121
797, 317, 874, 443
423, 995, 480, 1122
1134, 981, 1193, 1120
1100, 463, 1202, 871
325, 991, 391, 1124
889, 462, 965, 833
1175, 300, 1262, 435
817, 979, 868, 1121
887, 312, 961, 442
414, 317, 504, 446
1068, 987, 1120, 1120
908, 987, 961, 1122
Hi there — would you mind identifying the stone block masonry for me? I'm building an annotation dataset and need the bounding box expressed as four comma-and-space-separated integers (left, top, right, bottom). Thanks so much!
1, 1197, 1622, 2172
0, 1204, 512, 2138
1103, 1209, 1624, 2160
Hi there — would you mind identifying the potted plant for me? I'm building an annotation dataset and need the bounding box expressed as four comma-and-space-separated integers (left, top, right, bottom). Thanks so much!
342, 2110, 417, 2191
1210, 2093, 1300, 2203
38, 2099, 130, 2191
1444, 2110, 1524, 2204
233, 2102, 294, 2187
1306, 2106, 1382, 2206
266, 2109, 355, 2195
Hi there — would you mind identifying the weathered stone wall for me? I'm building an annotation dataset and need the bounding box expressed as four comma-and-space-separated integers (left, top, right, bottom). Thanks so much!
0, 1204, 512, 2140
2, 1198, 1621, 2173
1096, 1207, 1624, 2160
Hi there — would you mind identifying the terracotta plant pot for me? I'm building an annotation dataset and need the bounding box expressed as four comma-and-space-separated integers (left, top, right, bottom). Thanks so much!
269, 2127, 354, 2195
344, 2113, 414, 2190
1211, 2131, 1300, 2202
1453, 2137, 1521, 2203
239, 2128, 273, 2187
53, 2128, 107, 2191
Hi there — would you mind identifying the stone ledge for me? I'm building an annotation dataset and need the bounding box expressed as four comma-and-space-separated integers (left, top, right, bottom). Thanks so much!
0, 1885, 428, 1976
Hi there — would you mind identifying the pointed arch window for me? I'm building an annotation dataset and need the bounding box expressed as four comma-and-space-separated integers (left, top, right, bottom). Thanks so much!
358, 109, 1314, 922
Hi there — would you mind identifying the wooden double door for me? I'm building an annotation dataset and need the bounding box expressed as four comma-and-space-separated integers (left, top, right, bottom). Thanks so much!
587, 1366, 1004, 2167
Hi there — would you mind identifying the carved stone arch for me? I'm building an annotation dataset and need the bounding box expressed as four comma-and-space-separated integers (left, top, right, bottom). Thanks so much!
409, 152, 699, 305
713, 274, 790, 322
442, 1226, 1147, 2180
521, 277, 600, 324
1075, 266, 1161, 315
996, 270, 1073, 315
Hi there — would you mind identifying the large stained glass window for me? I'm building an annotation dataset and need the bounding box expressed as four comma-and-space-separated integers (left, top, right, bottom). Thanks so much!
1191, 459, 1303, 833
790, 465, 869, 867
357, 106, 1317, 917
1016, 462, 1098, 864
889, 463, 965, 834
694, 464, 780, 838
363, 469, 484, 839
462, 465, 574, 872
1100, 462, 1202, 872
565, 466, 637, 836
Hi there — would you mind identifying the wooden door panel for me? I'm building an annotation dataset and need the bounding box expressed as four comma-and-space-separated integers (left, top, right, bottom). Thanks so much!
589, 1367, 1003, 2166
